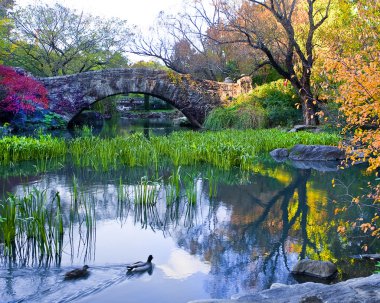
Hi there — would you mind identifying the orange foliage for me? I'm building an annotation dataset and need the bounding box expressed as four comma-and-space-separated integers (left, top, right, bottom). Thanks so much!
325, 0, 380, 238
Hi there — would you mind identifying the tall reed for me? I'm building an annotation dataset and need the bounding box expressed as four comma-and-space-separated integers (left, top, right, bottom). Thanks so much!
69, 176, 97, 262
0, 129, 340, 172
0, 188, 64, 265
133, 176, 160, 206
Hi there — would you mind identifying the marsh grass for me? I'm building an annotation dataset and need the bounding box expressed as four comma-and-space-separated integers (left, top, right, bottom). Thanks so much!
0, 188, 64, 265
183, 174, 198, 205
133, 176, 161, 205
165, 167, 181, 205
206, 169, 218, 199
0, 129, 340, 172
69, 176, 97, 262
0, 135, 66, 165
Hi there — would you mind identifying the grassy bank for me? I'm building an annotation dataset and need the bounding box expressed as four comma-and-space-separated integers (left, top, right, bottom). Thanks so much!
0, 129, 340, 171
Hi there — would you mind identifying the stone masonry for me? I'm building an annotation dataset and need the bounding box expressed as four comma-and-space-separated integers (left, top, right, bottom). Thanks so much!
38, 68, 252, 128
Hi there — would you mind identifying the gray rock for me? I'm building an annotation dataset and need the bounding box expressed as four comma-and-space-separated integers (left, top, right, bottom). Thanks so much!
289, 144, 345, 161
189, 275, 380, 303
269, 145, 345, 170
270, 148, 289, 159
236, 274, 380, 303
289, 125, 320, 133
291, 259, 337, 279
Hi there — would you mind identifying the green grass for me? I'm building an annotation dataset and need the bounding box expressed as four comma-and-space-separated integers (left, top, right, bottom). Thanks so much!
0, 129, 340, 171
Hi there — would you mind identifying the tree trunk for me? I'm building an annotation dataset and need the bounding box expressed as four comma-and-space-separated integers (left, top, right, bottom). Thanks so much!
300, 93, 319, 126
291, 77, 319, 126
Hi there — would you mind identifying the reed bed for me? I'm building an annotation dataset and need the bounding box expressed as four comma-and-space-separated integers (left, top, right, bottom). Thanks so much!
132, 176, 161, 205
69, 129, 340, 171
0, 188, 64, 265
0, 129, 340, 171
0, 134, 66, 165
68, 176, 97, 262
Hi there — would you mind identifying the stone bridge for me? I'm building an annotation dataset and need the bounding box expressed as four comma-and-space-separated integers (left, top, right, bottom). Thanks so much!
38, 68, 252, 128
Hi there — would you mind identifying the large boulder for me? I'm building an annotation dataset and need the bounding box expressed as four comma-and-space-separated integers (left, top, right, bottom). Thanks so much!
288, 144, 345, 161
291, 260, 337, 279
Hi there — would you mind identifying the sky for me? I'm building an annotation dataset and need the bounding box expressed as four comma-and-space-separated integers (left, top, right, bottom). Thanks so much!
16, 0, 183, 30
15, 0, 184, 61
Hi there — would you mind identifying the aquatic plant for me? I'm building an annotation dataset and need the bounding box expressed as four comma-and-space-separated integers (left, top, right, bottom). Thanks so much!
0, 188, 64, 265
0, 134, 66, 165
68, 176, 97, 262
0, 129, 340, 172
164, 167, 181, 205
133, 176, 161, 206
205, 168, 218, 199
183, 174, 198, 205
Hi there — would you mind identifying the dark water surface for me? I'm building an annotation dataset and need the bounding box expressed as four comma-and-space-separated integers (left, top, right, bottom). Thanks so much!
0, 119, 378, 303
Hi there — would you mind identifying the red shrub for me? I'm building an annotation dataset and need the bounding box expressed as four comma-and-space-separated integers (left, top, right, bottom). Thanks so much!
0, 65, 49, 114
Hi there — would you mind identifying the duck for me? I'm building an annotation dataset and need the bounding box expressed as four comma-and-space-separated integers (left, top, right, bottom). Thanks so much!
64, 265, 90, 280
127, 255, 153, 273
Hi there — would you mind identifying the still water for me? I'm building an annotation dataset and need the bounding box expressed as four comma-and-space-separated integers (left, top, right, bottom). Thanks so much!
0, 119, 378, 303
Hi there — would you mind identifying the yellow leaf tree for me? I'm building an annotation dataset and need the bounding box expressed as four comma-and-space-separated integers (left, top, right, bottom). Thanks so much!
324, 0, 380, 237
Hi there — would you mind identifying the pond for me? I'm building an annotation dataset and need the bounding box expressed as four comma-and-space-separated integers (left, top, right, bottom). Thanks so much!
0, 118, 378, 303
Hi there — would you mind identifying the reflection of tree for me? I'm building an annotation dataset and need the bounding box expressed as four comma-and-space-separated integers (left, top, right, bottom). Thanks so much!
172, 167, 333, 298
260, 170, 317, 267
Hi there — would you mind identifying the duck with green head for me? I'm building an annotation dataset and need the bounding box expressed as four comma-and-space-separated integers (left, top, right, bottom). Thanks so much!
127, 255, 153, 273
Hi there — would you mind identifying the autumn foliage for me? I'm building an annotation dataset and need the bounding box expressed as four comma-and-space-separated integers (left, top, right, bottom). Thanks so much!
330, 1, 380, 172
324, 0, 380, 239
0, 65, 48, 116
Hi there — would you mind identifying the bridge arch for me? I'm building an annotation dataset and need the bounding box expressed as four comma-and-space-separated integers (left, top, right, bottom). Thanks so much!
38, 68, 252, 128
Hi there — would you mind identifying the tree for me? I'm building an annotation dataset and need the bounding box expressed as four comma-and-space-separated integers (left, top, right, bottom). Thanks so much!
177, 0, 330, 125
0, 0, 14, 64
130, 60, 166, 70
132, 0, 331, 125
8, 3, 132, 76
0, 65, 48, 121
129, 10, 252, 81
321, 0, 380, 239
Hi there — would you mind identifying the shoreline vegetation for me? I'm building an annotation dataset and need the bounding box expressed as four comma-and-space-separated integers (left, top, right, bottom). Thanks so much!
0, 128, 340, 265
0, 129, 340, 171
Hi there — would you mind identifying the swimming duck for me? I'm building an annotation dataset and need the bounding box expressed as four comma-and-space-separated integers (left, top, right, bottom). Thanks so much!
64, 265, 90, 280
127, 255, 153, 272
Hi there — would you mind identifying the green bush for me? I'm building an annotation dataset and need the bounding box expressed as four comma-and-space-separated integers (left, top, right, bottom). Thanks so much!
246, 79, 302, 127
204, 104, 267, 130
204, 79, 301, 130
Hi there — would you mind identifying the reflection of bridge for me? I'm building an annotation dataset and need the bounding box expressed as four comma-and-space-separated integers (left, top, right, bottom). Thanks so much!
38, 68, 252, 128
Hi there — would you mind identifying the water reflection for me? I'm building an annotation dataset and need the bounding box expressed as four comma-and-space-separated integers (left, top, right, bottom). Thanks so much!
159, 249, 210, 279
0, 162, 379, 302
